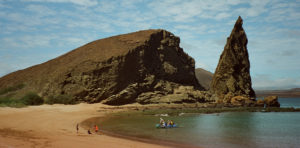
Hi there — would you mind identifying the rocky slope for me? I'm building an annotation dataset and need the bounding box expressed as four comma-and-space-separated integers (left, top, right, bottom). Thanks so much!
210, 16, 256, 102
0, 29, 205, 105
195, 68, 213, 90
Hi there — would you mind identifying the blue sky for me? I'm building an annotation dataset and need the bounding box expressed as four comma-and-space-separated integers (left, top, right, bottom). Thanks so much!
0, 0, 299, 90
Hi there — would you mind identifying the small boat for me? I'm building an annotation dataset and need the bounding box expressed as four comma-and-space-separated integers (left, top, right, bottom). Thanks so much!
156, 123, 177, 128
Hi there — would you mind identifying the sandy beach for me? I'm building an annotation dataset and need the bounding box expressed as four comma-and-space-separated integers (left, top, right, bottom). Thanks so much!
0, 103, 169, 148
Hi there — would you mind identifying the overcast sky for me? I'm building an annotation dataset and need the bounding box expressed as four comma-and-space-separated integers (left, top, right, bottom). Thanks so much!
0, 0, 299, 90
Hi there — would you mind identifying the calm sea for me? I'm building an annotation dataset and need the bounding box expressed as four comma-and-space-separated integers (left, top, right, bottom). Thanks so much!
96, 98, 300, 148
278, 98, 300, 108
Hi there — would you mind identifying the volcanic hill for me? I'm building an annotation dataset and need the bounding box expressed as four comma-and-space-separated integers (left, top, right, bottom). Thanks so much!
0, 29, 206, 105
256, 88, 300, 98
195, 68, 213, 90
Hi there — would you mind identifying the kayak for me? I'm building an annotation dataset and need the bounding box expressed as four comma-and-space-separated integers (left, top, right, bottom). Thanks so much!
156, 123, 177, 128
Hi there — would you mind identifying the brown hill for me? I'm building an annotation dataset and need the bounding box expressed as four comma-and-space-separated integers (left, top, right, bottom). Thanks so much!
0, 29, 205, 105
195, 68, 213, 90
256, 88, 300, 98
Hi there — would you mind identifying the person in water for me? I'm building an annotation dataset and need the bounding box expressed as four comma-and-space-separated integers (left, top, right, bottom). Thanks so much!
168, 120, 173, 126
160, 118, 166, 127
162, 121, 166, 127
160, 117, 164, 124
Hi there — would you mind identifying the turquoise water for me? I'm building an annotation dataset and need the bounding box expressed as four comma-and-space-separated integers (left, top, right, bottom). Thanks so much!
95, 98, 300, 148
278, 98, 300, 108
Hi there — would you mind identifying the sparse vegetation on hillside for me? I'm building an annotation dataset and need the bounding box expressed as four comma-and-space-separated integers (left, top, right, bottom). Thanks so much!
0, 97, 26, 108
0, 90, 78, 107
20, 92, 44, 105
0, 81, 79, 107
45, 94, 78, 105
0, 84, 25, 95
0, 84, 30, 107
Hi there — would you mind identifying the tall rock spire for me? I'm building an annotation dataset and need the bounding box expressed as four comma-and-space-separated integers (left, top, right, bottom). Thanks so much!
210, 16, 256, 99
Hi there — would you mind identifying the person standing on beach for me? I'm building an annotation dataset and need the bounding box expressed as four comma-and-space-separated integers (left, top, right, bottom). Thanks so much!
76, 123, 79, 133
94, 125, 99, 133
88, 129, 92, 134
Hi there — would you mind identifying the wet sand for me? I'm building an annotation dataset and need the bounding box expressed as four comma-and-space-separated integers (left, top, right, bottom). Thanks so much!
0, 103, 170, 148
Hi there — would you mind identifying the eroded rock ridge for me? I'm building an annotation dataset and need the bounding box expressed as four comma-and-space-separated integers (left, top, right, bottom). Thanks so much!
210, 16, 256, 103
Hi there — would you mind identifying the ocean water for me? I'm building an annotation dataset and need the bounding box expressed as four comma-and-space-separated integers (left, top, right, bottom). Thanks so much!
278, 98, 300, 108
95, 98, 300, 148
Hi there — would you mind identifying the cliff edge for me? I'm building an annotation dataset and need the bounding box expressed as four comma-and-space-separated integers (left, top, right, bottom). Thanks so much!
0, 29, 205, 105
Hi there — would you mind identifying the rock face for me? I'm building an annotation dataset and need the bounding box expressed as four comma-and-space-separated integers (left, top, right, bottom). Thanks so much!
255, 99, 265, 107
195, 68, 213, 90
210, 16, 256, 100
0, 29, 205, 105
264, 96, 280, 107
230, 96, 256, 107
136, 85, 210, 104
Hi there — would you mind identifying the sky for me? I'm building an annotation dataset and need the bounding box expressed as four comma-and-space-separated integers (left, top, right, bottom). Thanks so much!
0, 0, 299, 90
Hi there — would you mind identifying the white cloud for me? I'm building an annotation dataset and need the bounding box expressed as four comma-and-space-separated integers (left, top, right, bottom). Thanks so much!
0, 63, 16, 77
174, 24, 208, 35
148, 0, 203, 22
215, 12, 232, 20
26, 4, 56, 16
119, 0, 143, 9
267, 5, 300, 23
195, 61, 210, 70
147, 0, 274, 22
226, 0, 243, 5
95, 0, 117, 13
22, 0, 98, 7
247, 0, 270, 16
0, 35, 56, 49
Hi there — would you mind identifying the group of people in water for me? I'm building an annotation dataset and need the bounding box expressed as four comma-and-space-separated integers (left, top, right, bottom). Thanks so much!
159, 117, 175, 128
76, 118, 174, 134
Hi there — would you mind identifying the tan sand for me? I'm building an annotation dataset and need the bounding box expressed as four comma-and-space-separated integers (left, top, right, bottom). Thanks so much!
0, 103, 169, 148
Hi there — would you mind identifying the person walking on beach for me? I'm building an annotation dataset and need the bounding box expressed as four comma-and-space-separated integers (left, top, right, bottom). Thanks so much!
94, 125, 99, 133
76, 123, 79, 133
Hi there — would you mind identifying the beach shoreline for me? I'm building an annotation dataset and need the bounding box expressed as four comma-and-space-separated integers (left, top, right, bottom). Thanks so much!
0, 103, 171, 148
81, 116, 200, 148
1, 102, 299, 148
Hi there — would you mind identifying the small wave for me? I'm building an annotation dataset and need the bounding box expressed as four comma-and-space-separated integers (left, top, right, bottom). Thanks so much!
154, 114, 169, 116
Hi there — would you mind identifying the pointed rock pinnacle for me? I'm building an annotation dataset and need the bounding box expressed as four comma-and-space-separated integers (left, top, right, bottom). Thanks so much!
210, 16, 256, 99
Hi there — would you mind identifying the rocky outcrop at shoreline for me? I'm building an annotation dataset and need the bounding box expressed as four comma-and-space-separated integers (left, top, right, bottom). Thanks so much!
209, 16, 261, 107
210, 16, 255, 100
264, 96, 280, 107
